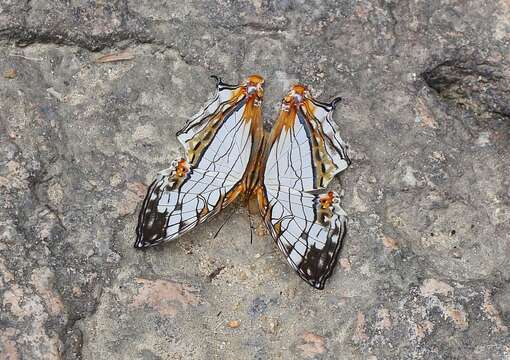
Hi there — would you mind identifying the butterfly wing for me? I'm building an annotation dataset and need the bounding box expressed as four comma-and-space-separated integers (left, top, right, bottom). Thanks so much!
257, 185, 347, 289
263, 86, 350, 192
135, 75, 264, 248
257, 85, 349, 289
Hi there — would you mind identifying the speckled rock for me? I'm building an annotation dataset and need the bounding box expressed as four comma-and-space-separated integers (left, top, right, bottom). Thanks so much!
0, 0, 509, 359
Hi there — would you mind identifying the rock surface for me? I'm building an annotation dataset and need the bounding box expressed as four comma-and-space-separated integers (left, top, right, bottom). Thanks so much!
1, 0, 509, 359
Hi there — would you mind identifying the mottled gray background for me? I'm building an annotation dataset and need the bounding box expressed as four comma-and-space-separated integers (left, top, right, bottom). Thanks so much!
0, 1, 509, 359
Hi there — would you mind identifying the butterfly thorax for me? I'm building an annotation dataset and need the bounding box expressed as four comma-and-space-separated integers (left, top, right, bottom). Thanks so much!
240, 151, 265, 215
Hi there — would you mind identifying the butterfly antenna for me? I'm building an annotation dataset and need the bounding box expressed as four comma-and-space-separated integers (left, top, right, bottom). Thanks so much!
250, 226, 253, 245
212, 204, 237, 239
248, 212, 255, 245
213, 215, 229, 239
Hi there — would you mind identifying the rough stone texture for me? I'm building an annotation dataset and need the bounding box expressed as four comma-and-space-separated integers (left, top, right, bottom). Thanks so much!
0, 0, 509, 359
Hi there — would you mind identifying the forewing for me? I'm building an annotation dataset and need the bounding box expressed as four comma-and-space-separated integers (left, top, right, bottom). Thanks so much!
177, 77, 247, 166
263, 92, 350, 192
258, 185, 347, 289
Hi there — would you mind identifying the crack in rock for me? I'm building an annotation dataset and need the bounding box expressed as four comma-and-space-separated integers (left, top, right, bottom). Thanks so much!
423, 58, 510, 120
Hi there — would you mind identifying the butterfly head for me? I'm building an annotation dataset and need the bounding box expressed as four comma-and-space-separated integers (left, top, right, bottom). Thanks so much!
246, 74, 264, 98
283, 84, 308, 109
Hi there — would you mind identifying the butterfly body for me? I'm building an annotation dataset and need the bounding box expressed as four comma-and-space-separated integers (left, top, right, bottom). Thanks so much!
135, 75, 350, 289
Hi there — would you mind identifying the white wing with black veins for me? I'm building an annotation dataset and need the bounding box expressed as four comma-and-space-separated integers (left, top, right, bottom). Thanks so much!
258, 86, 349, 289
135, 76, 264, 248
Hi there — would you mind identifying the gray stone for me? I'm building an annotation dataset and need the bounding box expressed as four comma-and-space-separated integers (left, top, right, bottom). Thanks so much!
0, 0, 509, 359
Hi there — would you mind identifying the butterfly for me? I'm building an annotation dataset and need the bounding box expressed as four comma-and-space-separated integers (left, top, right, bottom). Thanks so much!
134, 75, 351, 289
